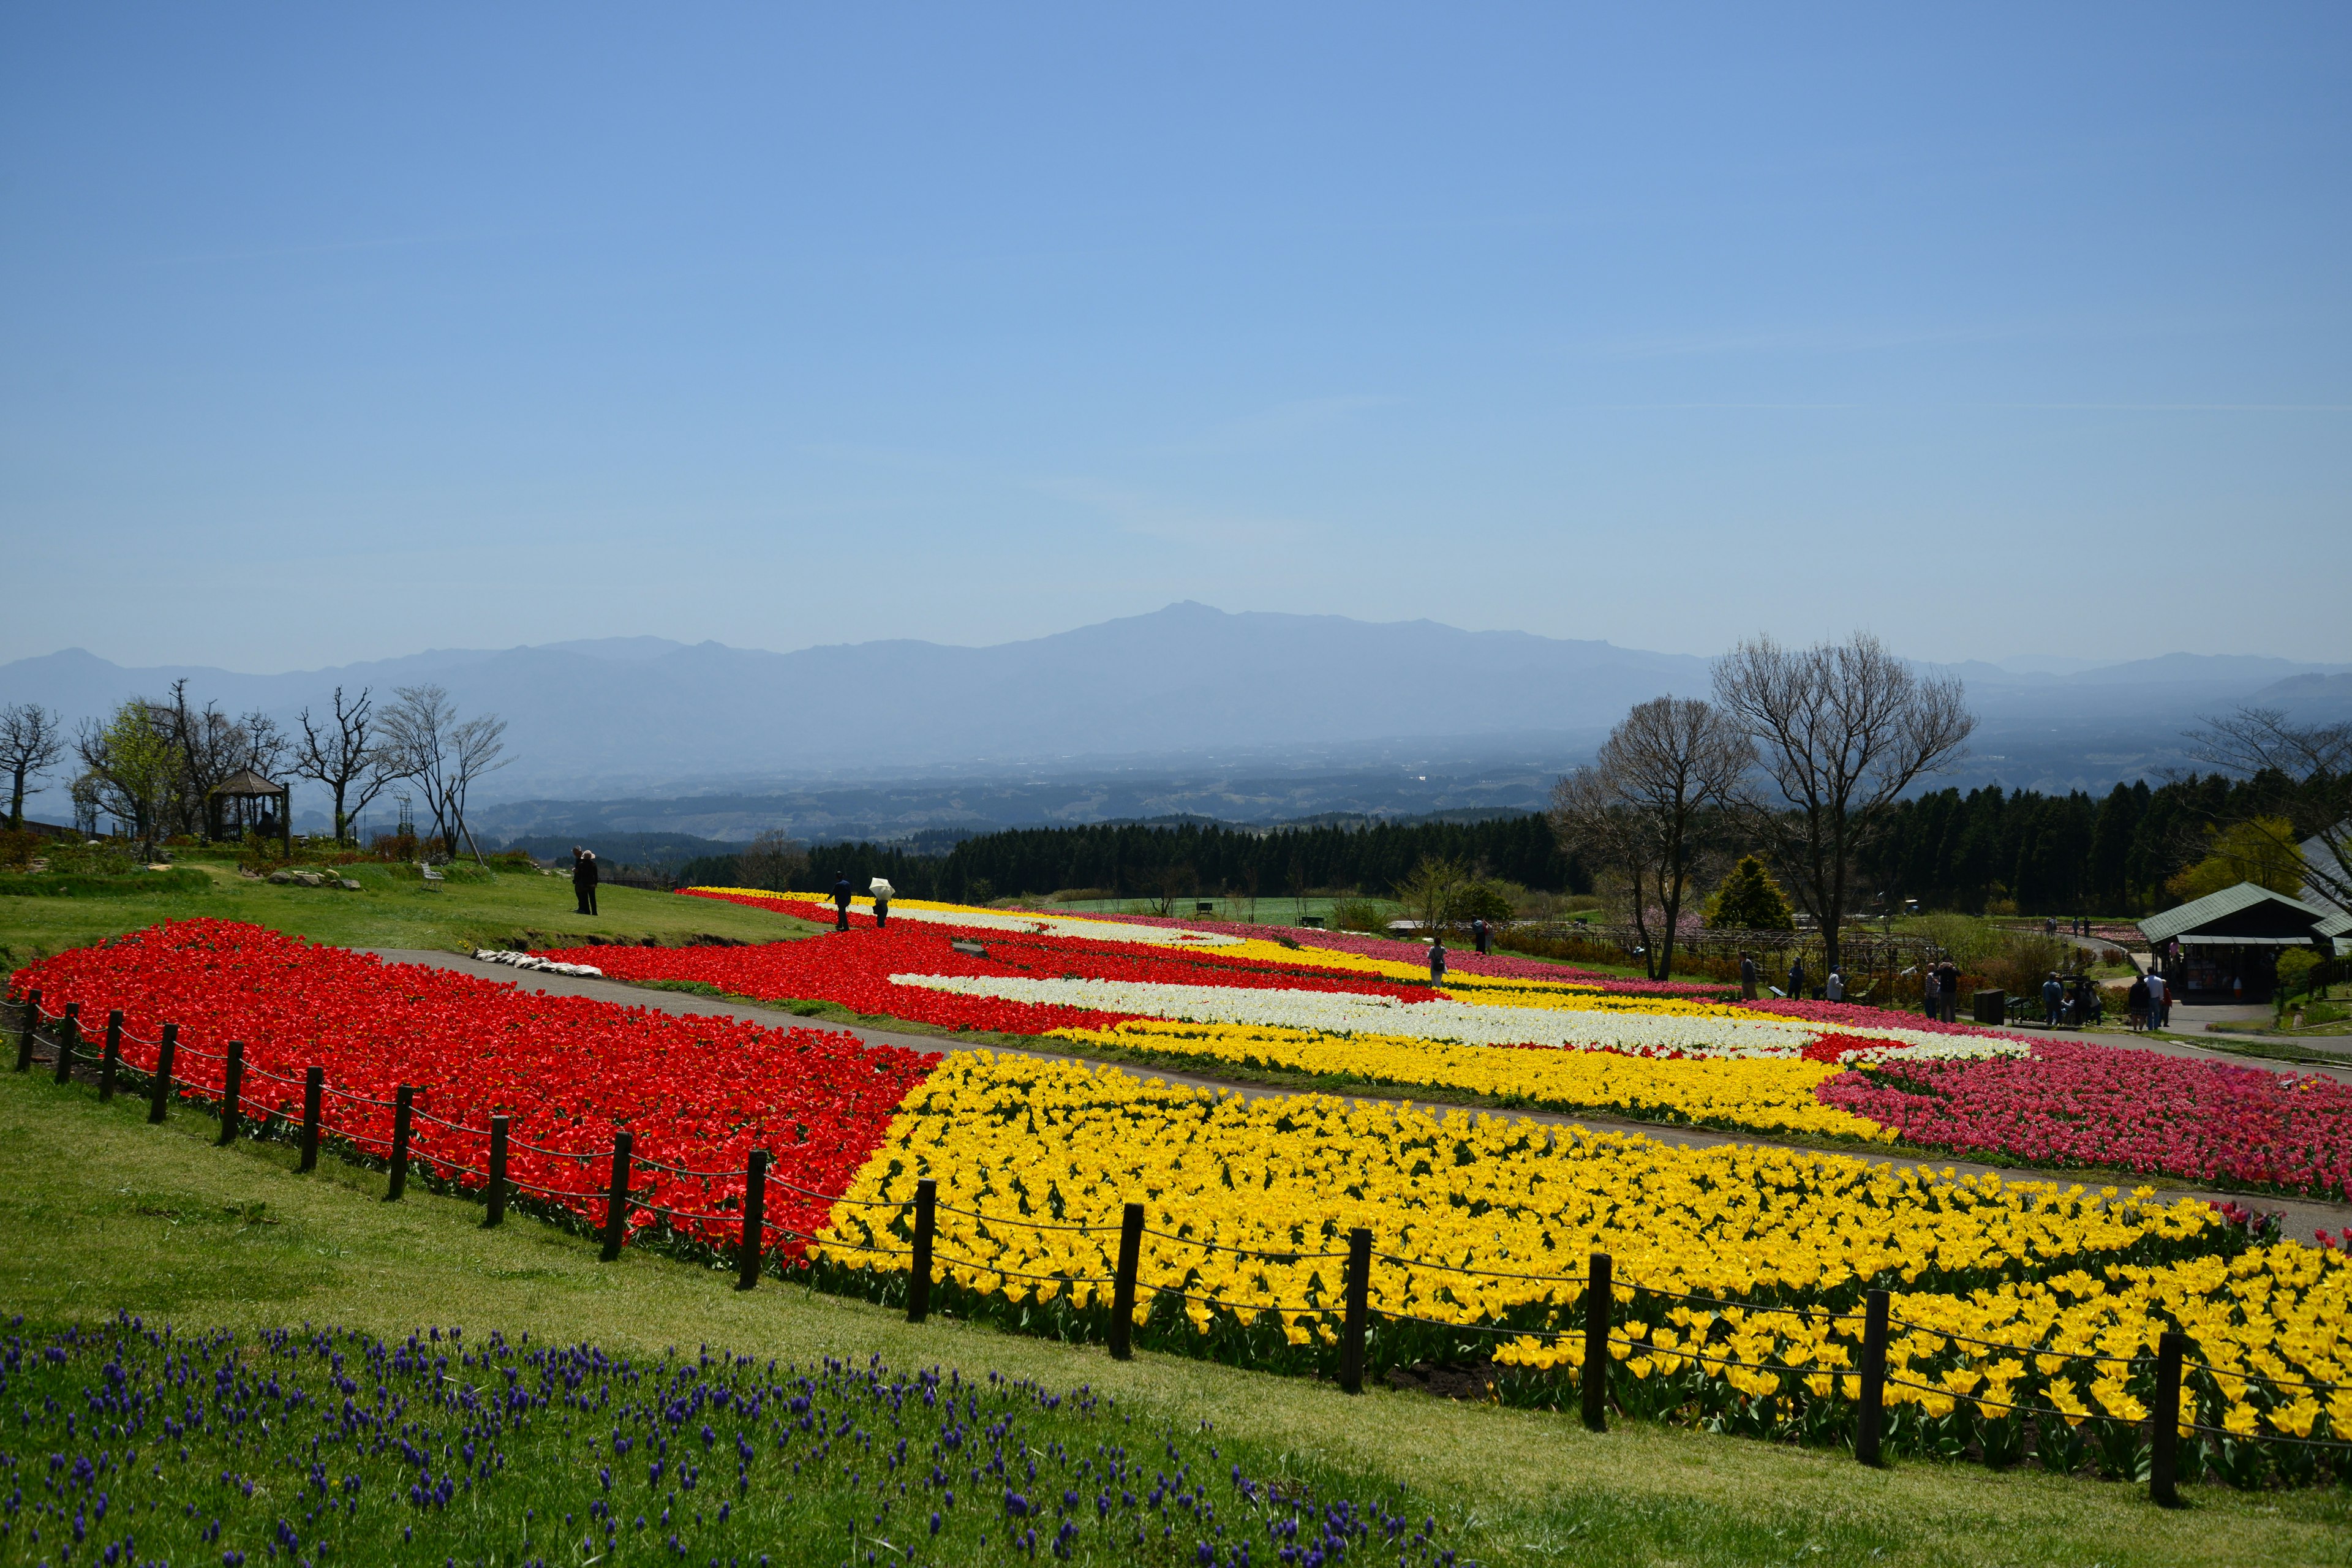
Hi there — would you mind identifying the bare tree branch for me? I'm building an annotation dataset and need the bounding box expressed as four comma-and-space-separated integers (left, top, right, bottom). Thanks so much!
294, 686, 396, 845
0, 702, 66, 831
2184, 704, 2352, 917
1712, 632, 1976, 970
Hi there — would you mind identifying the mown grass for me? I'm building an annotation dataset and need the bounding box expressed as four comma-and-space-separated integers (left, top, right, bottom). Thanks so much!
0, 860, 821, 969
2, 1066, 2345, 1567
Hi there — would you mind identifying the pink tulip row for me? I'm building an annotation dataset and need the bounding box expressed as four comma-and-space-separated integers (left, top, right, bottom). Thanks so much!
1816, 1039, 2352, 1200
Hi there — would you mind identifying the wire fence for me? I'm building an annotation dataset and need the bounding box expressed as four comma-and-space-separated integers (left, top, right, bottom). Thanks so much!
8, 989, 2345, 1498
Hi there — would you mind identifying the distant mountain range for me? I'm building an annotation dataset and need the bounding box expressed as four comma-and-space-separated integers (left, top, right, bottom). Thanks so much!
4, 604, 2347, 841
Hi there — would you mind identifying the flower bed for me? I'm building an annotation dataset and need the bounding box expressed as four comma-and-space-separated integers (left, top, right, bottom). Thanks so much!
8, 919, 935, 1250
11, 918, 2349, 1485
811, 1052, 2349, 1479
1819, 1040, 2352, 1200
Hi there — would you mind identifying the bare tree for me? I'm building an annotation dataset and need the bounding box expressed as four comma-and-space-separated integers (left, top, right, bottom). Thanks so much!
2185, 705, 2352, 918
1549, 767, 1664, 963
382, 684, 508, 864
0, 702, 66, 830
1548, 697, 1750, 980
294, 686, 395, 845
737, 829, 809, 892
1713, 632, 1975, 971
1392, 855, 1469, 944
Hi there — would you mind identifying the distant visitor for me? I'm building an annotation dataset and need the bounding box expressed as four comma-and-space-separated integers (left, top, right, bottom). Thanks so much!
571, 846, 598, 916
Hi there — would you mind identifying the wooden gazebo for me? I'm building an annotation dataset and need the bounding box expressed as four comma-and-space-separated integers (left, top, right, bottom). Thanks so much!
207, 769, 290, 853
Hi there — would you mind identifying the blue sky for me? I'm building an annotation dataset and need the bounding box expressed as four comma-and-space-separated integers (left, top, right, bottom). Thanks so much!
3, 4, 2346, 670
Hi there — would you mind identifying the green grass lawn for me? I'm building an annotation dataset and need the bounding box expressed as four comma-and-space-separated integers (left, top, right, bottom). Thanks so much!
0, 859, 823, 969
2, 1067, 2345, 1567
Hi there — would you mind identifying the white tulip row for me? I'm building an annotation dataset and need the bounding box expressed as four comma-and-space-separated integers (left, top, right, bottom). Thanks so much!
473, 949, 606, 978
888, 971, 2030, 1062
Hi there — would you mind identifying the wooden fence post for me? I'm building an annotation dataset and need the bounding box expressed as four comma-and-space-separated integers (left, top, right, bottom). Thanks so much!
299, 1068, 323, 1172
98, 1010, 123, 1101
385, 1085, 413, 1199
2151, 1331, 2185, 1507
1857, 1288, 1890, 1466
1109, 1202, 1144, 1361
216, 1041, 244, 1146
907, 1178, 936, 1322
600, 1132, 633, 1261
1339, 1227, 1371, 1394
1582, 1252, 1612, 1433
12, 988, 38, 1072
148, 1024, 176, 1123
736, 1149, 767, 1291
483, 1115, 509, 1228
52, 1001, 80, 1085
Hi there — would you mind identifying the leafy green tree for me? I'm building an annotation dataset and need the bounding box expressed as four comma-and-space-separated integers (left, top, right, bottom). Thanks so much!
1704, 856, 1795, 930
2165, 816, 2305, 903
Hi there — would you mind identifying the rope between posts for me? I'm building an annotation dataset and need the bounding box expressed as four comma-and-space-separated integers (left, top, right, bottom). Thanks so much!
2182, 1360, 2340, 1394
1613, 1270, 1873, 1322
2177, 1419, 2352, 1453
1144, 1227, 1349, 1261
1888, 1319, 2142, 1369
928, 1253, 1117, 1288
628, 1152, 754, 1180
933, 1199, 1101, 1233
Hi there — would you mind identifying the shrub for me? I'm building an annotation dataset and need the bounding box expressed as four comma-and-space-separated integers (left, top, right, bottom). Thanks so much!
1331, 897, 1388, 934
1704, 856, 1795, 931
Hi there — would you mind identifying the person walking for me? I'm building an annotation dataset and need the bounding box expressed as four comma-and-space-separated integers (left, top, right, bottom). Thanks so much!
2126, 973, 2150, 1032
1740, 952, 1758, 1001
1825, 967, 1845, 1003
870, 878, 894, 930
2145, 968, 2169, 1030
571, 846, 598, 917
1428, 938, 1448, 987
832, 873, 854, 932
2041, 971, 2065, 1027
1935, 960, 1961, 1022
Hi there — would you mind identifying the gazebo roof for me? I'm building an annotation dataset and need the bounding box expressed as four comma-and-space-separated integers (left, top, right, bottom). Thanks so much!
208, 769, 287, 798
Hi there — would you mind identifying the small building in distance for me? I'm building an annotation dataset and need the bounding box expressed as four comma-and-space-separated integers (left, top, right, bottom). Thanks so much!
2138, 881, 2352, 1002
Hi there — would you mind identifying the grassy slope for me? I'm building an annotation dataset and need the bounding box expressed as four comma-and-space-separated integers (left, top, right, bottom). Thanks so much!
1, 1068, 2343, 1567
0, 859, 822, 965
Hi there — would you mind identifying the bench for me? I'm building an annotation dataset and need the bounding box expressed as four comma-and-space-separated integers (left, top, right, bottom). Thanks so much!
420, 862, 445, 887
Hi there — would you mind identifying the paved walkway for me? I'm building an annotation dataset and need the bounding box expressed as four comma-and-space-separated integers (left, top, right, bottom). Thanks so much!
373, 949, 2352, 1245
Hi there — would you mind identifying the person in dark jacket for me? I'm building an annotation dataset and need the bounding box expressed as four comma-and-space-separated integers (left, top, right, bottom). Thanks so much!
832, 874, 854, 932
1787, 958, 1806, 1000
1935, 960, 1961, 1022
1428, 938, 1448, 986
2126, 974, 2150, 1031
571, 847, 598, 917
2041, 972, 2065, 1026
1739, 952, 1758, 1001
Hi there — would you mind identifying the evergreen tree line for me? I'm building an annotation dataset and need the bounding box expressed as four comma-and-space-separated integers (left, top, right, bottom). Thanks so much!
1856, 769, 2324, 916
680, 815, 1587, 902
676, 764, 2326, 918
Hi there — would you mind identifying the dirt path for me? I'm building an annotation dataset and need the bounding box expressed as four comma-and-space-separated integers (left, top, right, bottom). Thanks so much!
371, 948, 2352, 1245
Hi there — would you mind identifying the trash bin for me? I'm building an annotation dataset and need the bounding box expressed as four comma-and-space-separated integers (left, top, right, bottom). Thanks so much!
1972, 989, 2007, 1026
